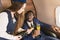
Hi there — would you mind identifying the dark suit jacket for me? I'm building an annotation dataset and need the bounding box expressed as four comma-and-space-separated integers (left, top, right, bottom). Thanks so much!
22, 18, 51, 31
22, 18, 52, 36
22, 18, 57, 40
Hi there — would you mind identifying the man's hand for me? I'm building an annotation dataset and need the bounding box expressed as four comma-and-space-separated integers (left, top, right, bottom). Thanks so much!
26, 28, 34, 34
33, 30, 40, 38
34, 30, 40, 36
52, 26, 60, 33
17, 28, 25, 32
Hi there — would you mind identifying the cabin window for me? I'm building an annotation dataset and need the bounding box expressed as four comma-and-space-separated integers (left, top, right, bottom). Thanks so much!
56, 6, 60, 27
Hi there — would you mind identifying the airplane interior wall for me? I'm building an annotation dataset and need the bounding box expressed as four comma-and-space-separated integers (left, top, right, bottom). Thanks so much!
33, 0, 60, 26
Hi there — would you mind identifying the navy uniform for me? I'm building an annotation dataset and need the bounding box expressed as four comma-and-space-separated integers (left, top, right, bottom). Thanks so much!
22, 18, 60, 40
22, 18, 42, 40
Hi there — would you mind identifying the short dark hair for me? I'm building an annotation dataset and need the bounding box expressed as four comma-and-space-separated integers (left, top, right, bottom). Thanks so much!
25, 10, 34, 20
25, 10, 34, 16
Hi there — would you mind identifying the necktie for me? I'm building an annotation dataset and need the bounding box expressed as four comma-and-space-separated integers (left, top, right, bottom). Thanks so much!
31, 23, 34, 28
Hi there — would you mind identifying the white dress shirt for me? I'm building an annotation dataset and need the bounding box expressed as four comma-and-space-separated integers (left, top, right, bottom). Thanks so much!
0, 12, 17, 40
27, 21, 34, 27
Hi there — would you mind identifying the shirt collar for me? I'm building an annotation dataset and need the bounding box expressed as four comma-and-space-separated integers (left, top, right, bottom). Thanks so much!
27, 21, 33, 27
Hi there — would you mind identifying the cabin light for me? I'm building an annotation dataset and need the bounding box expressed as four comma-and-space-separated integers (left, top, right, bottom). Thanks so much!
56, 6, 60, 27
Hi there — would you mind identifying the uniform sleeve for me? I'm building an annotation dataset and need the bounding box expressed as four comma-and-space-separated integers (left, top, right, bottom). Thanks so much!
36, 18, 52, 31
39, 21, 51, 29
34, 18, 51, 30
0, 12, 17, 40
22, 23, 29, 30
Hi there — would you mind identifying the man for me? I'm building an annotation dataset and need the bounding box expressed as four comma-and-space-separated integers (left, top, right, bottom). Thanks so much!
22, 10, 60, 40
